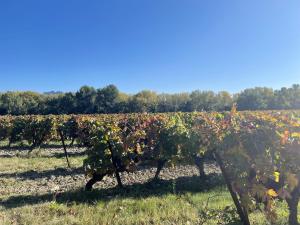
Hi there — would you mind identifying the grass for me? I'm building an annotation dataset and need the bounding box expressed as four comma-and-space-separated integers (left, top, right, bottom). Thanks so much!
0, 189, 230, 225
0, 156, 84, 173
0, 187, 292, 225
0, 144, 298, 225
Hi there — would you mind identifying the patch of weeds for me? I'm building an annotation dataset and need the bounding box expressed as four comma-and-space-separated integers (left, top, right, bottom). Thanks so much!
181, 193, 240, 225
198, 205, 240, 225
48, 201, 67, 216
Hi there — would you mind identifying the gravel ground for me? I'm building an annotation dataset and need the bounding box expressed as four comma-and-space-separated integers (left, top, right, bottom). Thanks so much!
0, 146, 85, 158
0, 147, 221, 196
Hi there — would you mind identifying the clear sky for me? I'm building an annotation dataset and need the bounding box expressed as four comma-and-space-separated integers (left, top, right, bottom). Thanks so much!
0, 0, 299, 94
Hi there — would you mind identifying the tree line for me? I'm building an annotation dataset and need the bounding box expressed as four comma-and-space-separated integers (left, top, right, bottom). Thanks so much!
0, 84, 299, 115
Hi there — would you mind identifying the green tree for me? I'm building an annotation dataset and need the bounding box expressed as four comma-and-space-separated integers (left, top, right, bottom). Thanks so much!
236, 87, 274, 110
128, 90, 158, 112
215, 91, 233, 111
95, 85, 119, 113
187, 90, 217, 111
75, 86, 96, 114
157, 93, 190, 112
0, 91, 43, 115
273, 84, 300, 109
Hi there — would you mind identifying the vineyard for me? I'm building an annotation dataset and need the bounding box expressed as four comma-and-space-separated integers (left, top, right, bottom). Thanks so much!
1, 108, 300, 225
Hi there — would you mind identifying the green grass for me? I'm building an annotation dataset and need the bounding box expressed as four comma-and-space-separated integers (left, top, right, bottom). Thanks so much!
0, 145, 297, 225
0, 156, 84, 173
0, 187, 293, 225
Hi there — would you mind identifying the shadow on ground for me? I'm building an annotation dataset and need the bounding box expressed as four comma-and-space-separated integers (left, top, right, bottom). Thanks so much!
0, 173, 224, 209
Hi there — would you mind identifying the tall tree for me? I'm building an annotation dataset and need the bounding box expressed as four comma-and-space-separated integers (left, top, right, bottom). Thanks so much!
75, 86, 96, 114
157, 93, 190, 112
95, 85, 119, 113
128, 90, 158, 113
236, 87, 274, 110
187, 90, 216, 111
215, 91, 233, 111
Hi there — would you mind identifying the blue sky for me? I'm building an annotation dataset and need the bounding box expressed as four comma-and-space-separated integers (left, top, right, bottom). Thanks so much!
0, 0, 299, 94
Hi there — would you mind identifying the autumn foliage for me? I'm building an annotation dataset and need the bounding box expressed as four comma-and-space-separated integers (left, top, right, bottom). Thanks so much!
0, 109, 300, 224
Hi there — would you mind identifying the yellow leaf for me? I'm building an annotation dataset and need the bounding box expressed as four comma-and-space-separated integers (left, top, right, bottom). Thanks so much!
231, 103, 237, 115
291, 132, 300, 138
274, 172, 280, 183
266, 189, 278, 197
